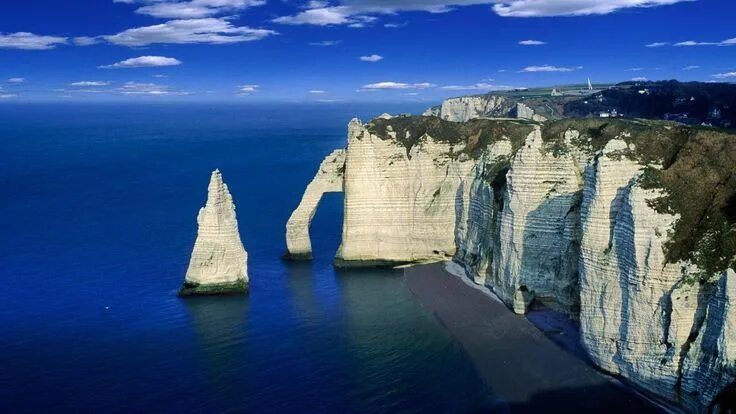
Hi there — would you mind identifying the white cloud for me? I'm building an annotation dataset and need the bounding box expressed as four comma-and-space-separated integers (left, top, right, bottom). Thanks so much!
712, 72, 736, 79
441, 83, 496, 90
384, 22, 407, 28
73, 36, 101, 46
0, 32, 67, 50
118, 81, 189, 95
492, 0, 688, 17
360, 81, 436, 90
104, 18, 276, 46
238, 84, 259, 95
627, 67, 645, 71
671, 37, 736, 47
0, 93, 17, 99
631, 77, 648, 81
645, 42, 668, 47
70, 81, 111, 86
6, 78, 25, 84
675, 40, 715, 47
273, 1, 689, 26
359, 54, 383, 62
118, 0, 266, 18
518, 39, 545, 45
520, 65, 580, 72
309, 89, 327, 94
99, 56, 182, 69
309, 40, 341, 46
682, 65, 700, 71
274, 6, 356, 25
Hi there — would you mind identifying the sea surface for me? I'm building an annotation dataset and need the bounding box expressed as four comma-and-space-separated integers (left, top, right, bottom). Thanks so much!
0, 103, 494, 413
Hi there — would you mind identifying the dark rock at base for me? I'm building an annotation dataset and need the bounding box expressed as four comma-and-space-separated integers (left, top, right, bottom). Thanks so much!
281, 251, 313, 261
333, 257, 414, 268
177, 279, 249, 297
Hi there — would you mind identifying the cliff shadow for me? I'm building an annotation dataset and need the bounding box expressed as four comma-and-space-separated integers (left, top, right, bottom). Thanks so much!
503, 383, 663, 413
520, 192, 581, 315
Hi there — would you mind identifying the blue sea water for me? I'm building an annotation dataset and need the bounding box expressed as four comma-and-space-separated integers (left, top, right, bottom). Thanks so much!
0, 103, 493, 413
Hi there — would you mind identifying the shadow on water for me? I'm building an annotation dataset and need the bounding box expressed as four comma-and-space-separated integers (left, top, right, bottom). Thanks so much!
181, 296, 250, 410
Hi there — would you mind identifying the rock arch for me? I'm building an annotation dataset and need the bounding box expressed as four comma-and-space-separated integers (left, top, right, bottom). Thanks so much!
284, 149, 346, 259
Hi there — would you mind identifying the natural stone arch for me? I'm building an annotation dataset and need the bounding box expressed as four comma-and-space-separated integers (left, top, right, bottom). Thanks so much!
284, 149, 346, 259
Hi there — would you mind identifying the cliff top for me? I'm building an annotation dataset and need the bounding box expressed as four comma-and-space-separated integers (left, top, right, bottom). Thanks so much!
366, 115, 537, 158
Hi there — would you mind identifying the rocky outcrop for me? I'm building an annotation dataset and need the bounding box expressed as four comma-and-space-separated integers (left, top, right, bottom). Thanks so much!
289, 115, 736, 411
516, 102, 548, 122
424, 95, 551, 123
179, 169, 249, 296
285, 149, 345, 259
427, 95, 515, 122
335, 118, 477, 265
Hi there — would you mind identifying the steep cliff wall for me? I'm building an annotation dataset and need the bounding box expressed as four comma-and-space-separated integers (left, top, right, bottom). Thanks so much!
424, 95, 515, 122
424, 94, 554, 122
287, 116, 736, 411
335, 117, 533, 265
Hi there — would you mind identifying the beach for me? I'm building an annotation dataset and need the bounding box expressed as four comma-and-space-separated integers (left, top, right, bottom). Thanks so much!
405, 262, 663, 413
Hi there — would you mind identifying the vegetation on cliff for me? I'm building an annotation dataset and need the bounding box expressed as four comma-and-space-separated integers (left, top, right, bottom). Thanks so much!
543, 118, 736, 279
366, 116, 535, 158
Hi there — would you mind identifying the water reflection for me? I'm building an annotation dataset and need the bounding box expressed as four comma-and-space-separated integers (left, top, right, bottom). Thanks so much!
335, 267, 493, 412
182, 296, 250, 410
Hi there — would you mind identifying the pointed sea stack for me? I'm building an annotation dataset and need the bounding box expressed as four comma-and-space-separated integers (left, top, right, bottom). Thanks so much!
178, 169, 249, 296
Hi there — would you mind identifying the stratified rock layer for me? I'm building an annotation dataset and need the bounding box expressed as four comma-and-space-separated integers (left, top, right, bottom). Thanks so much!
285, 149, 345, 259
288, 115, 736, 412
424, 95, 514, 122
179, 169, 248, 296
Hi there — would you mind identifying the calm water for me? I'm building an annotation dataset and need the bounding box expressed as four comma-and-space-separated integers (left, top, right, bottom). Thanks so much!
0, 104, 493, 413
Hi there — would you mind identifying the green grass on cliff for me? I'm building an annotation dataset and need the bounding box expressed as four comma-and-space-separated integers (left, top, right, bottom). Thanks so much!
366, 116, 536, 159
543, 119, 736, 279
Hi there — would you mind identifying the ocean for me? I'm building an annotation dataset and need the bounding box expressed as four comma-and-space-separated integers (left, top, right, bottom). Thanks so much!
0, 103, 494, 413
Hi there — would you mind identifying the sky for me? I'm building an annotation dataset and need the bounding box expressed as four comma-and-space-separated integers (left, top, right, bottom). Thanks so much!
0, 0, 735, 102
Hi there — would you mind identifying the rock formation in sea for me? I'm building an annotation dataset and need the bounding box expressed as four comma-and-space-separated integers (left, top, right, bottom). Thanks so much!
287, 114, 736, 412
179, 169, 249, 296
285, 149, 346, 259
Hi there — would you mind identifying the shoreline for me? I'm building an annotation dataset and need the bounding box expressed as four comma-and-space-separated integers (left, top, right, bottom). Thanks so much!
404, 262, 665, 413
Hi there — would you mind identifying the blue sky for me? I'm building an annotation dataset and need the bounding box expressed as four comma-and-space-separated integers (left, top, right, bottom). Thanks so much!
0, 0, 735, 102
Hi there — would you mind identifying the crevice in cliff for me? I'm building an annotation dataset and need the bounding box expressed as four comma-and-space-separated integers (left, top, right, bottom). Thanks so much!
711, 381, 736, 413
673, 282, 712, 402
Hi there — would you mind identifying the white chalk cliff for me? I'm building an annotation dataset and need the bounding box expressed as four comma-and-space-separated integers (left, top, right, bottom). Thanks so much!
423, 95, 548, 122
180, 169, 248, 295
424, 95, 513, 122
287, 115, 736, 412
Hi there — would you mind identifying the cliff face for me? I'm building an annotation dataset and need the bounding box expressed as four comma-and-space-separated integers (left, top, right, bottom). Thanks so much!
335, 118, 477, 265
287, 115, 736, 411
180, 169, 249, 296
424, 95, 515, 122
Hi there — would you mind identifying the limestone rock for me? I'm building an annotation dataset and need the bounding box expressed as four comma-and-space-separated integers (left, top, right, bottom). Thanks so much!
335, 118, 477, 265
489, 127, 582, 314
435, 95, 512, 122
179, 169, 248, 296
680, 269, 736, 412
516, 102, 548, 122
285, 149, 345, 259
